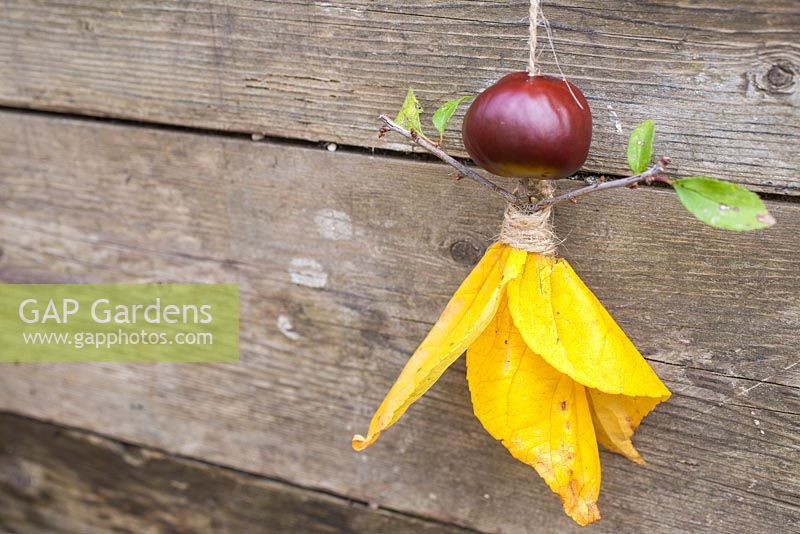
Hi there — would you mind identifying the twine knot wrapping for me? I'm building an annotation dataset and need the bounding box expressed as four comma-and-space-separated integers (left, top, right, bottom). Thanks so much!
498, 180, 558, 256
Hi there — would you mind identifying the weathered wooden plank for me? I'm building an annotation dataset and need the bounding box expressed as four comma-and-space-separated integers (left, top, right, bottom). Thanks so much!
0, 1, 798, 194
0, 413, 470, 534
0, 111, 798, 533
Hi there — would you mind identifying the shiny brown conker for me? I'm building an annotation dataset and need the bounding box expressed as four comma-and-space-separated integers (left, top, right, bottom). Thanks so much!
462, 72, 592, 179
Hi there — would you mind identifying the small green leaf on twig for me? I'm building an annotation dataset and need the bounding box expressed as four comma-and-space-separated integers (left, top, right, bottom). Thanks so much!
672, 176, 776, 231
627, 120, 655, 174
395, 89, 425, 136
432, 96, 472, 142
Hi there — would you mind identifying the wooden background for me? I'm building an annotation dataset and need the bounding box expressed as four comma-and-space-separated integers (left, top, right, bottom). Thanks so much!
0, 1, 798, 533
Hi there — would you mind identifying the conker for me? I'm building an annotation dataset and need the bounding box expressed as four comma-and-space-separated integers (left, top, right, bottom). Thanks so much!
462, 72, 592, 179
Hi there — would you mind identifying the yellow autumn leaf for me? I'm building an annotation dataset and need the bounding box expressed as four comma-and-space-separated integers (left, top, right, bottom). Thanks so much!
467, 296, 601, 526
353, 242, 672, 526
587, 391, 661, 464
352, 243, 527, 451
507, 254, 671, 400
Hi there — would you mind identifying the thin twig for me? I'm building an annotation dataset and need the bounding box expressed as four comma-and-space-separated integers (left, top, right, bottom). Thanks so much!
532, 157, 672, 211
518, 177, 531, 203
378, 115, 517, 203
378, 114, 671, 211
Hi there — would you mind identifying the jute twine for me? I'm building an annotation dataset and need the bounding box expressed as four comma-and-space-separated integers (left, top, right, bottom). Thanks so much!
527, 0, 540, 75
497, 2, 559, 256
498, 181, 558, 256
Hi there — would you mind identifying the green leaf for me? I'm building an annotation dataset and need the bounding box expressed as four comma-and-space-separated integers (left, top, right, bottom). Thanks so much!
394, 88, 424, 135
432, 96, 472, 141
672, 177, 776, 231
627, 120, 655, 174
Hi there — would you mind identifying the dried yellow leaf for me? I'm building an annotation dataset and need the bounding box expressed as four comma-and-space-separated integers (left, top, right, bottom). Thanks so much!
353, 245, 672, 527
352, 243, 526, 451
587, 391, 660, 464
507, 255, 671, 399
467, 296, 601, 525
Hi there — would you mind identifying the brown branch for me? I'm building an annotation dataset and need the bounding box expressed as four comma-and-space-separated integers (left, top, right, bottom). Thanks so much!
378, 115, 671, 211
378, 115, 517, 203
532, 157, 671, 211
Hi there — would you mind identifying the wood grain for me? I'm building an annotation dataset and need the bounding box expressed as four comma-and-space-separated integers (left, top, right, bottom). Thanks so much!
0, 111, 798, 533
0, 1, 798, 193
0, 413, 470, 534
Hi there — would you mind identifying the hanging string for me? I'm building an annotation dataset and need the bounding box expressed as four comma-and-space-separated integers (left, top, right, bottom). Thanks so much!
527, 0, 540, 75
528, 1, 583, 108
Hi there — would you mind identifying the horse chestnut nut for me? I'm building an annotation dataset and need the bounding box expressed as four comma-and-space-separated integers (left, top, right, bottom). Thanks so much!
462, 72, 592, 179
